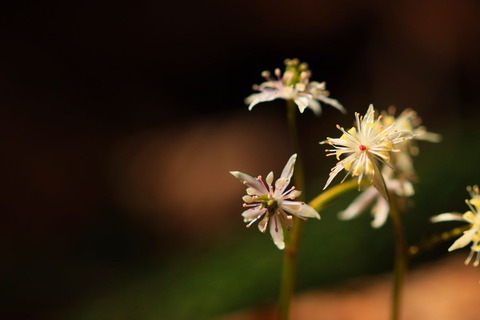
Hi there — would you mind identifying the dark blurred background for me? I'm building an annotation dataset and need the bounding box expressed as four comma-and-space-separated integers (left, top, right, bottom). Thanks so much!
1, 1, 480, 319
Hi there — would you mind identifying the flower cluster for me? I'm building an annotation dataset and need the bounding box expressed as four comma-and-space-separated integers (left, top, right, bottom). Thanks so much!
431, 185, 480, 266
334, 107, 440, 227
230, 154, 320, 249
321, 104, 414, 200
245, 58, 344, 115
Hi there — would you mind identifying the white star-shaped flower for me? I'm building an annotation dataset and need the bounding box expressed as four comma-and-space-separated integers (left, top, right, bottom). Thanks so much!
338, 107, 439, 227
245, 59, 345, 115
230, 154, 320, 249
321, 104, 414, 199
431, 185, 480, 266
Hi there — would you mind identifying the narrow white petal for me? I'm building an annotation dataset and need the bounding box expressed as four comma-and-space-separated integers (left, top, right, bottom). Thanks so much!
258, 216, 269, 233
316, 95, 346, 114
339, 187, 378, 220
241, 207, 266, 221
371, 197, 389, 228
295, 204, 320, 219
294, 96, 310, 113
230, 171, 268, 194
323, 164, 344, 190
371, 158, 389, 201
430, 213, 465, 223
280, 201, 302, 213
307, 98, 321, 115
266, 171, 274, 187
269, 215, 285, 249
449, 228, 476, 251
281, 154, 297, 181
246, 92, 279, 110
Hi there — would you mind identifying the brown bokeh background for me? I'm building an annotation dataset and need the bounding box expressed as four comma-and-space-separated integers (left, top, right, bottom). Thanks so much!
1, 1, 480, 319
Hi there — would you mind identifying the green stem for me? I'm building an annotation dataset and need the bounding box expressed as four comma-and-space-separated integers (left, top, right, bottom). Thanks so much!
278, 101, 304, 320
388, 192, 407, 320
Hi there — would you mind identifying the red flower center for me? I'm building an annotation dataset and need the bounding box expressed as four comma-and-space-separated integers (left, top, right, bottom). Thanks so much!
359, 144, 367, 151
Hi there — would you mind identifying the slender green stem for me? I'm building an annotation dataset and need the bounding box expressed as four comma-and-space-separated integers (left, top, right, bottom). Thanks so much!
388, 192, 407, 320
278, 101, 304, 320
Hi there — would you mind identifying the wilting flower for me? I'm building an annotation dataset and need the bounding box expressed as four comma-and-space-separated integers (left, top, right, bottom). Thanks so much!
322, 104, 413, 199
245, 58, 345, 115
431, 185, 480, 266
230, 154, 320, 249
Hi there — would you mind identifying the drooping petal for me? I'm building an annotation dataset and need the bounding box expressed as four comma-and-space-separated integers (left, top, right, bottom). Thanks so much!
269, 215, 285, 249
371, 196, 389, 228
245, 91, 279, 110
306, 98, 321, 115
316, 95, 346, 114
371, 158, 389, 201
294, 96, 310, 113
339, 186, 378, 220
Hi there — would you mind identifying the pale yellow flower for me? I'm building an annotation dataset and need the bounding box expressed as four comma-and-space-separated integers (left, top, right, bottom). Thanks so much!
322, 104, 413, 199
431, 185, 480, 266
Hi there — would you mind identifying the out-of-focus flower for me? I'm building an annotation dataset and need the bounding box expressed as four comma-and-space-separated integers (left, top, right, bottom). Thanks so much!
245, 58, 345, 115
230, 154, 320, 249
431, 186, 480, 266
322, 104, 413, 199
381, 107, 441, 180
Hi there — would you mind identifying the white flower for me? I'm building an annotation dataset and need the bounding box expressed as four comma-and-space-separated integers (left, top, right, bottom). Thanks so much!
381, 107, 441, 180
339, 167, 414, 228
322, 104, 413, 199
338, 107, 439, 227
230, 154, 320, 249
431, 185, 480, 266
245, 59, 345, 115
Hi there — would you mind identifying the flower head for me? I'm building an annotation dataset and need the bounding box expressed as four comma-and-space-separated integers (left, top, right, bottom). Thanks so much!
322, 104, 413, 199
245, 58, 345, 115
431, 185, 480, 266
338, 107, 439, 227
230, 154, 320, 249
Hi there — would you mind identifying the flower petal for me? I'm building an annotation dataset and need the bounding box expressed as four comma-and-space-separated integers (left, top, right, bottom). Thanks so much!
230, 171, 267, 194
316, 95, 346, 114
295, 204, 320, 219
371, 196, 389, 228
242, 207, 266, 222
245, 91, 279, 110
339, 186, 378, 220
269, 215, 285, 249
430, 213, 465, 223
280, 154, 297, 182
371, 158, 389, 201
449, 228, 477, 251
